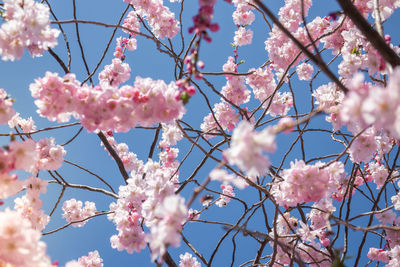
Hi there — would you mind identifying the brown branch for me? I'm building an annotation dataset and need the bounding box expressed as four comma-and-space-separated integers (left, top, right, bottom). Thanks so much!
97, 131, 129, 183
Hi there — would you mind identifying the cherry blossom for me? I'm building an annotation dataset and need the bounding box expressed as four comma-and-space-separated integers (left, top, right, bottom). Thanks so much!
0, 0, 59, 61
0, 209, 52, 267
0, 88, 15, 123
77, 250, 103, 267
179, 252, 201, 267
62, 199, 97, 227
224, 120, 276, 179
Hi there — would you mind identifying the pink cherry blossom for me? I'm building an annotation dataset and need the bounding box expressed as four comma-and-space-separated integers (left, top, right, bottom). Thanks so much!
62, 199, 97, 227
0, 88, 16, 123
367, 248, 390, 263
233, 27, 253, 46
36, 137, 66, 170
216, 184, 235, 207
78, 250, 103, 267
296, 62, 314, 81
0, 0, 59, 61
30, 72, 186, 132
179, 252, 201, 267
224, 120, 276, 179
98, 58, 131, 87
271, 160, 343, 207
123, 0, 180, 39
0, 209, 52, 266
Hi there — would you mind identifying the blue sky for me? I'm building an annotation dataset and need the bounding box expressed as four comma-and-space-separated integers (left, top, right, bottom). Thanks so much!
1, 0, 400, 266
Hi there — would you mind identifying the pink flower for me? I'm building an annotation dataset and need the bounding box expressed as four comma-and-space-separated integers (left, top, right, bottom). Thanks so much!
122, 11, 140, 36
367, 248, 389, 262
296, 62, 314, 81
200, 102, 239, 138
0, 173, 24, 199
36, 138, 66, 170
124, 0, 179, 39
30, 73, 185, 132
233, 27, 253, 46
246, 67, 276, 102
0, 0, 59, 61
9, 139, 38, 172
98, 58, 131, 87
0, 88, 15, 124
0, 209, 52, 266
148, 195, 187, 260
348, 129, 377, 163
78, 250, 103, 267
375, 209, 397, 225
179, 252, 201, 267
232, 4, 255, 26
216, 184, 235, 207
62, 199, 97, 227
224, 121, 276, 179
272, 160, 341, 207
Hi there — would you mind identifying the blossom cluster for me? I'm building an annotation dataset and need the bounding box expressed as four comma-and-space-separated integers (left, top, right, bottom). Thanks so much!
123, 0, 180, 39
62, 199, 97, 227
224, 120, 276, 179
189, 0, 220, 42
221, 57, 251, 105
200, 102, 239, 138
108, 158, 187, 260
339, 69, 400, 141
0, 88, 16, 123
77, 250, 103, 267
0, 0, 59, 61
36, 137, 66, 170
0, 209, 53, 266
231, 0, 255, 47
179, 252, 201, 267
14, 177, 50, 231
160, 122, 183, 147
200, 57, 248, 137
271, 160, 345, 207
367, 187, 400, 265
113, 10, 140, 60
264, 0, 328, 75
30, 72, 186, 132
269, 212, 331, 266
8, 113, 37, 133
245, 65, 293, 117
65, 250, 104, 267
215, 184, 235, 207
98, 58, 131, 88
0, 139, 37, 198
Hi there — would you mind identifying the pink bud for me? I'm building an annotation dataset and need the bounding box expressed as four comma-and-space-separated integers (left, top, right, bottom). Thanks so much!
176, 79, 185, 88
385, 34, 391, 44
175, 91, 182, 101
197, 61, 205, 69
209, 23, 220, 32
321, 237, 330, 247
187, 86, 196, 96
